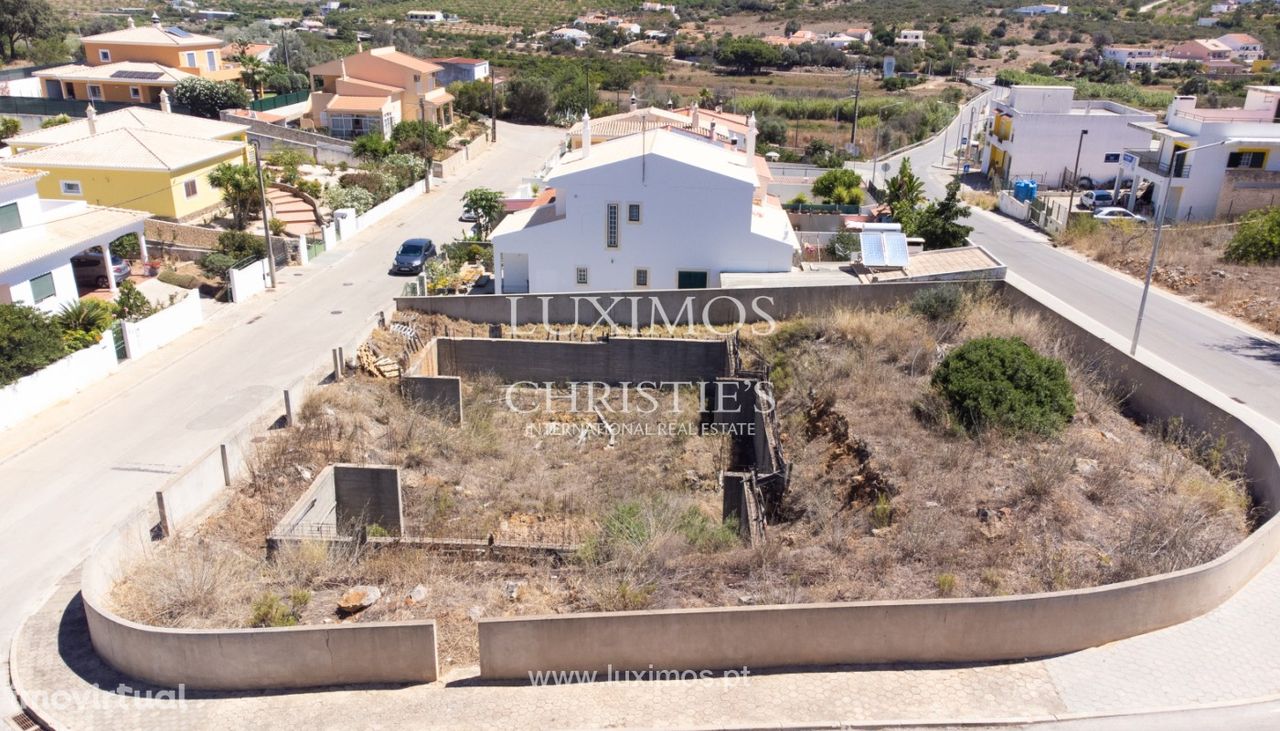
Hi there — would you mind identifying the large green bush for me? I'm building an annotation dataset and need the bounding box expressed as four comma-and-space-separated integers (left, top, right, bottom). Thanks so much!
0, 304, 67, 386
931, 337, 1075, 437
1224, 208, 1280, 264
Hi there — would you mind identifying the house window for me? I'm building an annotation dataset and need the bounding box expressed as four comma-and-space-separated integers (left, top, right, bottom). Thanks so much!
87, 85, 103, 100
1104, 153, 1121, 163
184, 52, 197, 68
0, 202, 21, 234
98, 49, 111, 62
60, 180, 83, 196
183, 179, 198, 198
29, 272, 55, 303
575, 267, 589, 285
627, 203, 641, 223
129, 86, 141, 100
605, 203, 619, 247
677, 270, 708, 289
635, 268, 649, 287
206, 50, 217, 70
1227, 150, 1268, 169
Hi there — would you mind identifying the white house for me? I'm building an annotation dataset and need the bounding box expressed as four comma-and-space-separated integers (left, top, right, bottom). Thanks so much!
982, 85, 1156, 187
895, 30, 926, 48
551, 27, 592, 48
823, 33, 860, 49
1124, 86, 1280, 221
1014, 4, 1069, 14
0, 168, 149, 313
1198, 17, 1220, 27
491, 118, 798, 293
406, 10, 445, 23
1217, 33, 1265, 62
1102, 46, 1168, 70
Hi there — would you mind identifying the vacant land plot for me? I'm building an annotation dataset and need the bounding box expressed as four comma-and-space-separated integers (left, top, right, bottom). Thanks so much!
112, 291, 1252, 670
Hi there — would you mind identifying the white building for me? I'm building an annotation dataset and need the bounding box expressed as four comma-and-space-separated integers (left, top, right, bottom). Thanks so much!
551, 27, 592, 48
982, 85, 1156, 188
406, 10, 445, 23
1102, 46, 1167, 70
1124, 86, 1280, 221
895, 30, 926, 48
823, 33, 859, 49
1014, 4, 1069, 14
1198, 17, 1219, 27
491, 118, 797, 293
0, 168, 148, 313
1217, 33, 1265, 62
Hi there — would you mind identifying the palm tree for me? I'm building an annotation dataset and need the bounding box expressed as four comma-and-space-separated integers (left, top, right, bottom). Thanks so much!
208, 162, 260, 230
238, 55, 267, 101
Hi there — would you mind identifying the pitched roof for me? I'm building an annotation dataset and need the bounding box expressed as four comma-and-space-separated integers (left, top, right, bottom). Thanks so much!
4, 128, 245, 172
33, 61, 194, 85
5, 106, 247, 148
0, 167, 45, 187
81, 24, 223, 47
0, 206, 149, 273
325, 95, 392, 113
309, 46, 442, 77
1219, 33, 1261, 44
549, 128, 760, 187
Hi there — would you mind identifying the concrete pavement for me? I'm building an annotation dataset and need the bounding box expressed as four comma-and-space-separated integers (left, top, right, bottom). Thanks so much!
0, 121, 565, 721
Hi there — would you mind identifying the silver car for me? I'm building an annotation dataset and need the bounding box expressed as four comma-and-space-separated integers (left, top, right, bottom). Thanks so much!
71, 249, 130, 288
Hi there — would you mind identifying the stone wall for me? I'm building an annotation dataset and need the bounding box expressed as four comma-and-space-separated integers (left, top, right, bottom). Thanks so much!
144, 219, 222, 251
1217, 168, 1280, 220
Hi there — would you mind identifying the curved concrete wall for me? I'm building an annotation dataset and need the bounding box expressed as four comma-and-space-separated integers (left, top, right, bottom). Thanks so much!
476, 278, 1280, 678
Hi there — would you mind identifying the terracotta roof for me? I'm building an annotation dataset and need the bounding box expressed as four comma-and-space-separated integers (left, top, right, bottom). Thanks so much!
6, 106, 247, 148
0, 206, 149, 273
337, 77, 404, 94
5, 128, 245, 171
33, 62, 194, 85
81, 24, 222, 47
325, 95, 391, 113
367, 46, 442, 73
1219, 33, 1261, 44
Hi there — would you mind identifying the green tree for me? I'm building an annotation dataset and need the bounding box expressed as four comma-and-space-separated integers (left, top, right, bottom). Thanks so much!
208, 162, 261, 230
0, 0, 57, 61
0, 116, 20, 140
503, 77, 554, 123
1224, 207, 1280, 264
352, 132, 395, 160
40, 114, 70, 129
113, 280, 156, 323
238, 55, 267, 100
173, 77, 250, 119
811, 168, 863, 201
0, 303, 65, 386
462, 187, 504, 239
448, 79, 492, 117
931, 336, 1075, 437
757, 116, 787, 145
54, 298, 113, 350
825, 230, 861, 260
390, 119, 449, 155
715, 37, 782, 74
882, 157, 924, 218
216, 230, 267, 260
908, 179, 972, 250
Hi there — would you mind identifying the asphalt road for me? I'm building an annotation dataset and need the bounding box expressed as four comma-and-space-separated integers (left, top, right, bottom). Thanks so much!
0, 121, 565, 718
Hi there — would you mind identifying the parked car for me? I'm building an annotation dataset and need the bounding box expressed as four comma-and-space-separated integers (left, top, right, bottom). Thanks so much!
1093, 207, 1149, 223
458, 210, 479, 223
70, 249, 130, 289
1078, 190, 1115, 210
390, 238, 436, 275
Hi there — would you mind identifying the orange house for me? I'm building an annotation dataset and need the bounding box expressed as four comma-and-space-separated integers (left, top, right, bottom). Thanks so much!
306, 46, 454, 139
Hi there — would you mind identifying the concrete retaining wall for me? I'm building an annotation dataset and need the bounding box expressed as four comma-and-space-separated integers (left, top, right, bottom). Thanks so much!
0, 331, 118, 432
121, 291, 202, 359
475, 277, 1280, 679
356, 180, 425, 231
396, 280, 960, 327
433, 337, 730, 384
400, 375, 462, 424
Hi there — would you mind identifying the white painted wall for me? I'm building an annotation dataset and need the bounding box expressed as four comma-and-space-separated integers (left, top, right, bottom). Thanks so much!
121, 291, 203, 359
2, 261, 78, 313
228, 258, 269, 303
0, 330, 118, 431
493, 148, 796, 293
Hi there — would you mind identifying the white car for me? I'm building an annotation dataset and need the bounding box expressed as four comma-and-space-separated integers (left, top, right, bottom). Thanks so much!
1092, 207, 1148, 223
1079, 190, 1116, 209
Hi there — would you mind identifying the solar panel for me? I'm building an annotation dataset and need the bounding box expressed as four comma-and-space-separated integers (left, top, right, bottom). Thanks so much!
111, 70, 165, 79
859, 231, 886, 266
883, 231, 910, 268
165, 26, 192, 37
859, 230, 909, 268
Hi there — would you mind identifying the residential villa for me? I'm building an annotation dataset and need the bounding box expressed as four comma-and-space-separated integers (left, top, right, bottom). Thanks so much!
1218, 33, 1265, 62
567, 103, 753, 149
0, 167, 149, 311
2, 104, 250, 221
492, 117, 797, 293
1124, 86, 1280, 222
1102, 46, 1167, 71
429, 57, 490, 85
550, 28, 592, 48
35, 14, 238, 105
1168, 38, 1232, 62
305, 46, 454, 139
896, 30, 926, 48
982, 85, 1155, 188
845, 28, 873, 43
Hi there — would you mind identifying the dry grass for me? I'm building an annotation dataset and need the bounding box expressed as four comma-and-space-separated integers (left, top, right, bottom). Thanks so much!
961, 190, 999, 211
1060, 219, 1280, 334
111, 290, 1255, 669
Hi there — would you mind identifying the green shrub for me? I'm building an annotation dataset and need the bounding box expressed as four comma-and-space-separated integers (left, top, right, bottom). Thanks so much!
0, 304, 66, 386
578, 501, 650, 564
323, 183, 377, 214
268, 217, 287, 237
40, 114, 71, 129
936, 572, 957, 596
825, 230, 861, 260
911, 286, 964, 322
199, 252, 238, 280
114, 280, 157, 323
677, 507, 739, 552
870, 493, 893, 529
0, 116, 20, 139
55, 299, 114, 349
109, 232, 141, 261
1224, 208, 1280, 264
249, 593, 300, 627
216, 230, 267, 261
365, 523, 390, 537
931, 337, 1075, 437
157, 269, 201, 289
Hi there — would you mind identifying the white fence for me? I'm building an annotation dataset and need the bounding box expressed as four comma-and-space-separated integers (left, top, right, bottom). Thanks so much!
121, 291, 203, 359
997, 190, 1031, 221
228, 258, 270, 303
356, 179, 426, 230
0, 330, 119, 431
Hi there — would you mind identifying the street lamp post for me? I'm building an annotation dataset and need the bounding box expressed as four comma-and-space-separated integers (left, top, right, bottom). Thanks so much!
1066, 129, 1089, 214
249, 139, 277, 290
1130, 139, 1230, 355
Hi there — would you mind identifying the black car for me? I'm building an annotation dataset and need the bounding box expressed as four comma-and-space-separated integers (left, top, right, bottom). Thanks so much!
390, 238, 436, 275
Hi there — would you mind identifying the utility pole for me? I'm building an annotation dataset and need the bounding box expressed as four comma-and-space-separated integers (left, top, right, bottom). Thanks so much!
1066, 129, 1088, 214
489, 68, 498, 142
281, 27, 290, 70
249, 139, 277, 289
418, 98, 432, 193
848, 63, 863, 148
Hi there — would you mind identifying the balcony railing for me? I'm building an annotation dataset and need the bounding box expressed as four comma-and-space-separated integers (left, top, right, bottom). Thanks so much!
1130, 149, 1192, 179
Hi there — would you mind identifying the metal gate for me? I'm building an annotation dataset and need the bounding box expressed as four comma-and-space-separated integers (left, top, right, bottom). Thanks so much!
307, 238, 324, 261
111, 321, 127, 361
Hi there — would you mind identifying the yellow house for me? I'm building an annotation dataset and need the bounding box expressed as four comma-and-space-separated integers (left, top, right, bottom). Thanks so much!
3, 112, 250, 221
3, 104, 248, 154
35, 15, 240, 105
305, 46, 454, 139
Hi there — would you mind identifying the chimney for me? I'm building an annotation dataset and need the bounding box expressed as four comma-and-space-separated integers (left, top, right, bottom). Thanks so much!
151, 11, 160, 26
629, 93, 637, 112
708, 120, 716, 141
86, 104, 97, 135
689, 102, 699, 132
159, 89, 172, 114
340, 57, 347, 79
127, 16, 136, 28
746, 112, 757, 161
581, 110, 591, 157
